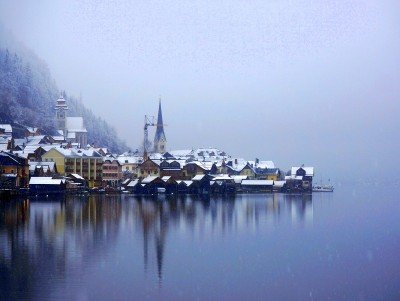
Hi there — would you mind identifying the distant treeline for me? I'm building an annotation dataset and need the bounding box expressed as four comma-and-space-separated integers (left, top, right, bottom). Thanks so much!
0, 35, 127, 153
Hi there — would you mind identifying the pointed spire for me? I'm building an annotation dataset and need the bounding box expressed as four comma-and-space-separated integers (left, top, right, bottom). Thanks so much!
157, 97, 163, 127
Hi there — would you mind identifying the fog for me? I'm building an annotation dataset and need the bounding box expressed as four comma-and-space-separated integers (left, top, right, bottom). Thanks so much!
1, 0, 399, 182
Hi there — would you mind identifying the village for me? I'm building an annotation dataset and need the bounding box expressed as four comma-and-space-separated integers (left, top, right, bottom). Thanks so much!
0, 94, 315, 197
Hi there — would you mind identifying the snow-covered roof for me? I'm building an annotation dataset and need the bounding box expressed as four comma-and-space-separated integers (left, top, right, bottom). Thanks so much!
226, 158, 248, 172
161, 176, 171, 182
273, 180, 286, 187
183, 180, 193, 187
52, 136, 65, 141
285, 175, 303, 180
70, 173, 84, 180
25, 136, 45, 146
29, 177, 64, 185
169, 149, 193, 158
29, 161, 56, 171
127, 180, 139, 187
250, 160, 275, 169
241, 180, 273, 186
291, 167, 314, 177
141, 176, 159, 184
213, 175, 233, 181
12, 151, 28, 159
66, 117, 87, 133
44, 147, 102, 158
26, 126, 39, 133
122, 178, 130, 185
231, 175, 248, 184
192, 174, 206, 181
0, 124, 12, 134
117, 156, 143, 165
149, 153, 164, 160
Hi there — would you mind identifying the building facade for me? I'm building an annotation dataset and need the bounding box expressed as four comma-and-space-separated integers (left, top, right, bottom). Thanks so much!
42, 148, 103, 188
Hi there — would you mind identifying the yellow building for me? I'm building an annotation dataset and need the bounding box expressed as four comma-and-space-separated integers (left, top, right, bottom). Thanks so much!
42, 148, 103, 188
239, 164, 256, 179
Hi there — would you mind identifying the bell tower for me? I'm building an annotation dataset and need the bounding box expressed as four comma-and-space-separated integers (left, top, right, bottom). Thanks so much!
55, 91, 68, 135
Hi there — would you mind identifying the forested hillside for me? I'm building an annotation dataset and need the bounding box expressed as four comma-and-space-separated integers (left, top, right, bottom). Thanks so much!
0, 27, 127, 153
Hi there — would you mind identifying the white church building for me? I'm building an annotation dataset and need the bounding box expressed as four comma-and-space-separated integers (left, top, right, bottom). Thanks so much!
55, 93, 88, 147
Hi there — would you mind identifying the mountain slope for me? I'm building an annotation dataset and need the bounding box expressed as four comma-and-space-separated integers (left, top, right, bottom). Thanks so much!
0, 27, 127, 153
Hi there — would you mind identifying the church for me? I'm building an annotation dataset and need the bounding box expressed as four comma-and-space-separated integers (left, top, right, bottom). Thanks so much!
153, 100, 167, 153
55, 93, 88, 147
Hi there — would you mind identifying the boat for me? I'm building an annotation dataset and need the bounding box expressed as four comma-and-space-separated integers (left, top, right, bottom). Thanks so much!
312, 185, 334, 192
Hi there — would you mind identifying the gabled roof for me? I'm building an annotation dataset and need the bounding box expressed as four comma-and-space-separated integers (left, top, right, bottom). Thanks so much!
29, 177, 64, 185
161, 176, 171, 182
291, 167, 314, 177
69, 173, 84, 180
192, 174, 206, 181
127, 180, 139, 187
141, 176, 159, 184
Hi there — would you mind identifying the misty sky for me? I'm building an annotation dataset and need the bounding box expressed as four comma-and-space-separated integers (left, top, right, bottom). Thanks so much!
0, 0, 399, 181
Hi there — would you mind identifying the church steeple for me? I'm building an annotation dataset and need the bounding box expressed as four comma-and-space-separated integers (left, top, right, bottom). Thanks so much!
55, 91, 68, 136
153, 98, 167, 153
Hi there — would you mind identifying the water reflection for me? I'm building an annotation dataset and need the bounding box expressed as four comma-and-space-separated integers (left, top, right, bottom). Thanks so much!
0, 193, 313, 299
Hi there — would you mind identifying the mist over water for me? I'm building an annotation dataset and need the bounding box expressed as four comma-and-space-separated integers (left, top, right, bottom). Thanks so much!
0, 1, 399, 181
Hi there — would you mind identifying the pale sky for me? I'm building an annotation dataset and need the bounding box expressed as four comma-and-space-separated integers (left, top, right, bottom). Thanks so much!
0, 0, 399, 182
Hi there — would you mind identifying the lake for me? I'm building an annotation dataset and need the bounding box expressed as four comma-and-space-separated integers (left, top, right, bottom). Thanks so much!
1, 186, 399, 300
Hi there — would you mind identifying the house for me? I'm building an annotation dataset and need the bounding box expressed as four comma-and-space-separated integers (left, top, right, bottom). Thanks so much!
29, 161, 57, 176
211, 175, 236, 194
140, 176, 164, 194
0, 136, 12, 152
41, 148, 103, 188
291, 166, 314, 191
273, 180, 287, 192
102, 157, 122, 187
136, 158, 160, 179
0, 124, 12, 138
161, 176, 178, 194
117, 155, 143, 178
159, 160, 182, 179
29, 177, 66, 194
183, 161, 216, 180
125, 179, 140, 193
192, 174, 213, 195
25, 127, 40, 137
0, 151, 29, 188
177, 180, 195, 194
256, 168, 281, 181
285, 175, 304, 192
239, 163, 256, 179
241, 180, 273, 193
66, 173, 87, 190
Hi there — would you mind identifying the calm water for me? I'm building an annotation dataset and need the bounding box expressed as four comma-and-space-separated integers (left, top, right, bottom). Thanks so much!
1, 187, 399, 300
